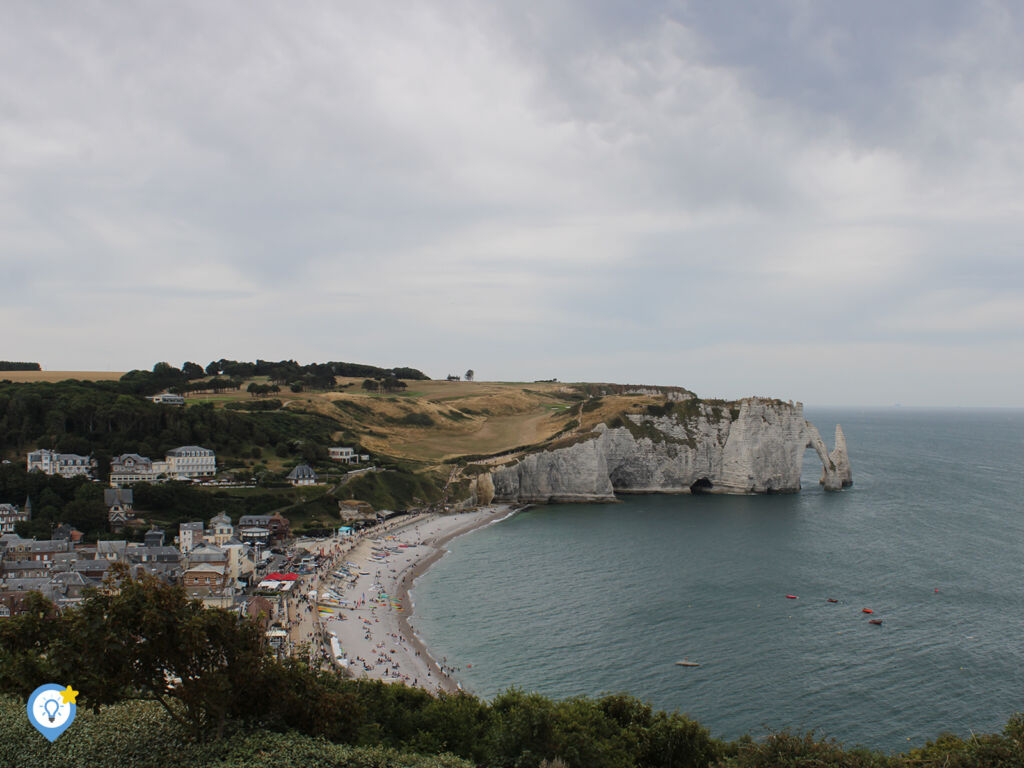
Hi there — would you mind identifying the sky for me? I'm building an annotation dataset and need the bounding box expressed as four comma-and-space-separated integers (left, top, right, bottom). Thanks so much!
2, 1, 1023, 407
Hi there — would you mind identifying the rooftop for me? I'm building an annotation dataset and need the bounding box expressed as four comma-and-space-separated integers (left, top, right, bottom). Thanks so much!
286, 464, 318, 481
167, 446, 214, 456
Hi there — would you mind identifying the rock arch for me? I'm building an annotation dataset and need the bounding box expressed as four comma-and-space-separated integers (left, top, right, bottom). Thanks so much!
804, 422, 853, 491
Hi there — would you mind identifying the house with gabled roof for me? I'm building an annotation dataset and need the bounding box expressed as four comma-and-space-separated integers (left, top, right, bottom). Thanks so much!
96, 540, 128, 561
286, 464, 318, 487
0, 503, 29, 535
208, 512, 233, 545
105, 488, 134, 527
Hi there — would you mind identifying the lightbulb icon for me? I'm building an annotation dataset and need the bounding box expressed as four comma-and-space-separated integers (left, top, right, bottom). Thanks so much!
27, 683, 77, 741
43, 698, 61, 723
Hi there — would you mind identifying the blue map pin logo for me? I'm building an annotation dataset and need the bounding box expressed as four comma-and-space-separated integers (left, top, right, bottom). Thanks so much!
27, 683, 77, 742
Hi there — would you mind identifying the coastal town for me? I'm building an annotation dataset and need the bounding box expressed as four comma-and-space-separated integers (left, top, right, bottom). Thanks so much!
1, 436, 511, 693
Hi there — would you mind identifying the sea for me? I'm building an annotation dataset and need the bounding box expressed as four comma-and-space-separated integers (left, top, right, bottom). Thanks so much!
410, 408, 1024, 753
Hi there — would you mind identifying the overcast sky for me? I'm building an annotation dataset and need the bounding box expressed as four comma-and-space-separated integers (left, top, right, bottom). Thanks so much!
2, 2, 1023, 407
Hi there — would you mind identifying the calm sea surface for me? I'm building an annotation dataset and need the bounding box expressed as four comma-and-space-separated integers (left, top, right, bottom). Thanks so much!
411, 408, 1024, 752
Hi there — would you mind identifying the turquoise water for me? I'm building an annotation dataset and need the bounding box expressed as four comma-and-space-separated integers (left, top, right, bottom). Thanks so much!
411, 409, 1024, 751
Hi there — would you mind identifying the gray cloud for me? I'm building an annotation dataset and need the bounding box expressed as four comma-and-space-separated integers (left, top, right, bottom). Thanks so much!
2, 1, 1023, 405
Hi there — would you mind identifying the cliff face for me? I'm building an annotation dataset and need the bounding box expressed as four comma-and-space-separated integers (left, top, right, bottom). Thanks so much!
491, 398, 851, 503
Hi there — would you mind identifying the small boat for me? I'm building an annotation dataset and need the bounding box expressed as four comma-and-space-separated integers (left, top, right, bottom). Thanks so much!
786, 594, 798, 599
675, 660, 701, 667
869, 619, 883, 625
862, 608, 874, 614
827, 598, 839, 603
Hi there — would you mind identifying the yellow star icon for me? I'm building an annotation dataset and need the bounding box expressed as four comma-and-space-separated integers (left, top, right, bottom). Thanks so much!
59, 685, 78, 705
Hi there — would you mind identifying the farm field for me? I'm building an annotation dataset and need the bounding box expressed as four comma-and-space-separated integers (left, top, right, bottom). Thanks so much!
1, 370, 126, 382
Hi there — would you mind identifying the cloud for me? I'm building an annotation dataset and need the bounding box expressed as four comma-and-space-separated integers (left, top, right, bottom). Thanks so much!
1, 1, 1023, 405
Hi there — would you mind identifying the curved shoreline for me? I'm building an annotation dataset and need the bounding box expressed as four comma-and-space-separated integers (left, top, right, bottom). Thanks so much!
398, 505, 520, 693
318, 506, 516, 693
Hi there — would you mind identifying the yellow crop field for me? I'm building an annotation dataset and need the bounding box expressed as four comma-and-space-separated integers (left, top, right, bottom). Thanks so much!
1, 370, 126, 383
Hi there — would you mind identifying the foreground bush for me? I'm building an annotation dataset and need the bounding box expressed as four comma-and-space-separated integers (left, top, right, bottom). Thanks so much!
722, 731, 895, 768
0, 697, 472, 768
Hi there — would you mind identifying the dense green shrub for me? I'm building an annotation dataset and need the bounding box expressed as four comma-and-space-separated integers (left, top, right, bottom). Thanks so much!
400, 412, 435, 427
334, 469, 443, 511
0, 698, 471, 768
225, 399, 283, 411
723, 731, 894, 768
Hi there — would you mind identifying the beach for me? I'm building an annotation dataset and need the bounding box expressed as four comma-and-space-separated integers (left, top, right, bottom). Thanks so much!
305, 505, 513, 693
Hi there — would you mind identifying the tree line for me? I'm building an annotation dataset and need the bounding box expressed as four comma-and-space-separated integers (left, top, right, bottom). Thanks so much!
0, 380, 337, 460
0, 361, 41, 371
113, 359, 429, 397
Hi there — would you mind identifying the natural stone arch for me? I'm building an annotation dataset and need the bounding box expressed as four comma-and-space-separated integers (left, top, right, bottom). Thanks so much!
803, 422, 852, 491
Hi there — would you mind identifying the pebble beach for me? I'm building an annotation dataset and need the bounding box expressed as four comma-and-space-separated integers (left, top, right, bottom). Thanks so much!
310, 506, 514, 693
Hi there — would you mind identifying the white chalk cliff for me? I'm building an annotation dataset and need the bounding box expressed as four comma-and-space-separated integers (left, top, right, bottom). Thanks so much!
491, 398, 852, 503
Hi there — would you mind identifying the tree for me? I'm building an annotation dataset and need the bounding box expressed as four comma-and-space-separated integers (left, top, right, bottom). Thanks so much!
300, 440, 326, 464
181, 362, 205, 380
0, 566, 269, 739
465, 370, 474, 381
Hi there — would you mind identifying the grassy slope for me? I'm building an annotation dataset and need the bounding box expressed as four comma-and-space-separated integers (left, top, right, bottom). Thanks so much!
256, 379, 684, 467
4, 373, 697, 514
4, 373, 690, 468
210, 378, 588, 464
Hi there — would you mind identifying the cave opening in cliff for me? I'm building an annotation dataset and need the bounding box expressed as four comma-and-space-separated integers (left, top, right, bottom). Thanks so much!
689, 477, 713, 494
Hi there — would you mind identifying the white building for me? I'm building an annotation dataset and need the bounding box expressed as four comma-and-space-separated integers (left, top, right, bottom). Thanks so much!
165, 446, 216, 478
109, 454, 169, 486
26, 449, 96, 479
328, 446, 371, 464
221, 537, 256, 583
329, 446, 356, 462
147, 392, 185, 406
